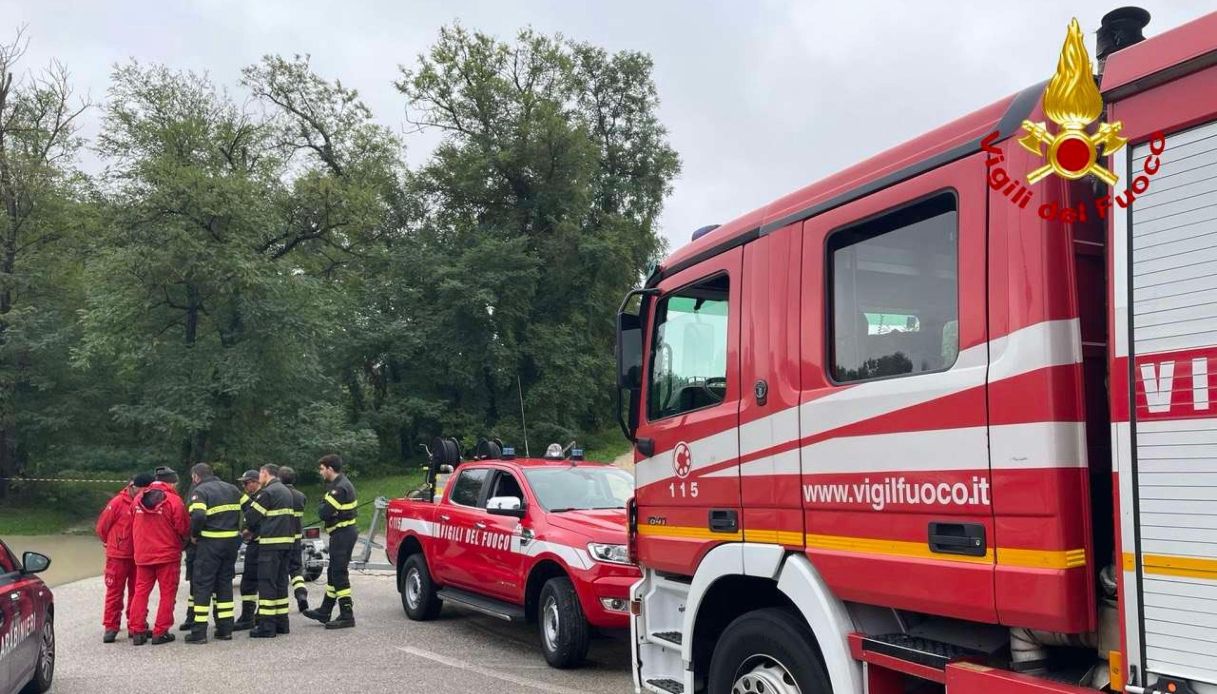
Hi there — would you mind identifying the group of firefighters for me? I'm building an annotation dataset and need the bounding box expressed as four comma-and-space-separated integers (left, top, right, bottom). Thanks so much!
93, 453, 360, 645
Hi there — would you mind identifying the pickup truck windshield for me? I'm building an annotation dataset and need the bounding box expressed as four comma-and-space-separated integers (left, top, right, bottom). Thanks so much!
522, 466, 633, 512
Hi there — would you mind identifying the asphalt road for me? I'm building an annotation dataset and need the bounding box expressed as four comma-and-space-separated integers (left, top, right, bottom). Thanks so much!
51, 570, 634, 694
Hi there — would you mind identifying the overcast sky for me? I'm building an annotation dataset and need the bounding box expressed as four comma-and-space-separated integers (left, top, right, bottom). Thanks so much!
3, 1, 1211, 250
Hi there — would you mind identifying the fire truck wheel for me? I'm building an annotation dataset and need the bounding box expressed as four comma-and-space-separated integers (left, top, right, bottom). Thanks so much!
707, 608, 829, 694
400, 554, 442, 620
538, 577, 590, 669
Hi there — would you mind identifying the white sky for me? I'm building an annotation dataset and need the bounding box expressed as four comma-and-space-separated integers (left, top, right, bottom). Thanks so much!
3, 1, 1211, 252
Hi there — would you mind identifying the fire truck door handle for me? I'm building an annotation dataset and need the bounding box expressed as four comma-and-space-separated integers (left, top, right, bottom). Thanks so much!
709, 509, 739, 533
474, 522, 486, 530
928, 522, 987, 557
636, 438, 654, 457
439, 514, 450, 522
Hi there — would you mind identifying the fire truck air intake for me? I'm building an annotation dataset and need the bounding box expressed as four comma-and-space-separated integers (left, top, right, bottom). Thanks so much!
1096, 6, 1150, 63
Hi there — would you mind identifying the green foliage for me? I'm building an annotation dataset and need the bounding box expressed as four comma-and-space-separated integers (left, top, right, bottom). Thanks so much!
0, 27, 676, 497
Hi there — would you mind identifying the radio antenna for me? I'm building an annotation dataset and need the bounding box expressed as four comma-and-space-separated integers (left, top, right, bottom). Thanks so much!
517, 374, 530, 458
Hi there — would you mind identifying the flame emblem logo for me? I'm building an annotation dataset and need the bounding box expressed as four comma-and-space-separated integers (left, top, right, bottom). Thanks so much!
1018, 18, 1126, 185
673, 442, 692, 479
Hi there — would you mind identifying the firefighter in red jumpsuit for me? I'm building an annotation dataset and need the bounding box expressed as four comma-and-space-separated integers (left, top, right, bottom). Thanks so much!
129, 472, 190, 645
96, 472, 153, 642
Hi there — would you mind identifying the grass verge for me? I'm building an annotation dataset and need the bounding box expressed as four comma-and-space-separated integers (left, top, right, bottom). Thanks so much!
0, 506, 87, 536
297, 470, 427, 533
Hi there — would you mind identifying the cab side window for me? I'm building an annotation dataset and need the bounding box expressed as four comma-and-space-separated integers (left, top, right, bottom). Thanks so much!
449, 468, 489, 507
648, 273, 730, 420
487, 471, 525, 503
829, 193, 958, 383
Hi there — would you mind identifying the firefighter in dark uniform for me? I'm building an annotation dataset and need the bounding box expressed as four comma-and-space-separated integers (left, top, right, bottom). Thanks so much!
233, 470, 262, 631
243, 464, 296, 638
183, 463, 242, 644
304, 453, 358, 629
279, 466, 310, 612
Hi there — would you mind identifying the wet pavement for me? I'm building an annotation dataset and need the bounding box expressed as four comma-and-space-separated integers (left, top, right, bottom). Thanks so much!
51, 570, 633, 694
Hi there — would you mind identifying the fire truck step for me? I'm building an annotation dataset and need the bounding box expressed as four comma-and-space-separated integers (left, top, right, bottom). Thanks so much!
651, 631, 682, 645
853, 632, 984, 671
645, 678, 684, 694
435, 588, 526, 622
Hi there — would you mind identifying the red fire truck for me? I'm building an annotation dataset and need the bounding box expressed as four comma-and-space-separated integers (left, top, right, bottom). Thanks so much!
616, 8, 1217, 694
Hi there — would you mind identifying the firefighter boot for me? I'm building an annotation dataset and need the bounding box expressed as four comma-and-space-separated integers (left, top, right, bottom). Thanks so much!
177, 610, 194, 632
215, 619, 233, 641
184, 623, 208, 645
325, 597, 355, 630
303, 596, 334, 624
295, 587, 309, 613
276, 614, 290, 635
233, 601, 255, 631
249, 618, 277, 639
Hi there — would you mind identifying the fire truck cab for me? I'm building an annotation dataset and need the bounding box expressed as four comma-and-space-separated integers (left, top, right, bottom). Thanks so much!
617, 8, 1217, 694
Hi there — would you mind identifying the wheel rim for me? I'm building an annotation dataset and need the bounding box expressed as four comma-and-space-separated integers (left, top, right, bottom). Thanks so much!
542, 596, 560, 651
406, 568, 422, 609
731, 655, 799, 694
39, 619, 55, 681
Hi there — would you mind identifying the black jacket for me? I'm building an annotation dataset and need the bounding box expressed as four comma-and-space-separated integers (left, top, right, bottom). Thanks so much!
244, 478, 296, 551
187, 475, 243, 541
319, 473, 357, 533
286, 484, 306, 540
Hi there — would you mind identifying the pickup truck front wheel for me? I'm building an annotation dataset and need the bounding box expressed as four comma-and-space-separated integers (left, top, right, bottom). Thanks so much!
400, 554, 442, 620
538, 577, 589, 668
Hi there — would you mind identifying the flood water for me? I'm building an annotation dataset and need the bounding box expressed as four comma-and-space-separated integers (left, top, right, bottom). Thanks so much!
6, 535, 105, 587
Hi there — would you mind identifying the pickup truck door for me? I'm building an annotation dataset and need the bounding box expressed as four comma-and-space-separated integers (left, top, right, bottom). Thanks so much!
477, 469, 531, 602
431, 467, 491, 589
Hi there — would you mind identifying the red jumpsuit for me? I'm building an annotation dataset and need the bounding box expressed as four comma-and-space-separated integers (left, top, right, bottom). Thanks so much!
95, 487, 137, 633
128, 483, 189, 637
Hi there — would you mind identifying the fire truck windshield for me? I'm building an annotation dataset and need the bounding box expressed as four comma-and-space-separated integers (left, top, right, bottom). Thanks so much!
523, 466, 634, 512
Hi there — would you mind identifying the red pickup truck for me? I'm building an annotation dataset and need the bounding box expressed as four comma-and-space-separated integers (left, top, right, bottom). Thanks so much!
385, 450, 638, 668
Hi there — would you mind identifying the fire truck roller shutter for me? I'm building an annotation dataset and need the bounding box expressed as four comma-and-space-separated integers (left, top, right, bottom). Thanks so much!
1127, 118, 1217, 685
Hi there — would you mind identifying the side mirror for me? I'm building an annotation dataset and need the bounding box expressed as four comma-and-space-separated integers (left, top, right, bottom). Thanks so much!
616, 311, 643, 390
486, 496, 525, 518
616, 288, 655, 443
22, 551, 50, 575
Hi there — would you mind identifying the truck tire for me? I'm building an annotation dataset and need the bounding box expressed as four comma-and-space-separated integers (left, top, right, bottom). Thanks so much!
400, 554, 442, 620
707, 608, 830, 694
538, 576, 590, 669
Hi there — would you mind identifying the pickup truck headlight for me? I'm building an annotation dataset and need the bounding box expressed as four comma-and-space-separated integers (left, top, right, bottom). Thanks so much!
587, 542, 632, 566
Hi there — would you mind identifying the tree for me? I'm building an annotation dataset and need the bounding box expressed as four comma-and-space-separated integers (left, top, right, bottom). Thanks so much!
372, 24, 679, 456
78, 62, 360, 469
0, 29, 89, 498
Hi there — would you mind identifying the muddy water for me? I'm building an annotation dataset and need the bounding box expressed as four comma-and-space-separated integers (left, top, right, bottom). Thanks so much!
6, 535, 105, 587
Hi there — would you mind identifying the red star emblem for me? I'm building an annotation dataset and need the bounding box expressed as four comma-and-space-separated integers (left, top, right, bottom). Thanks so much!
673, 442, 692, 479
